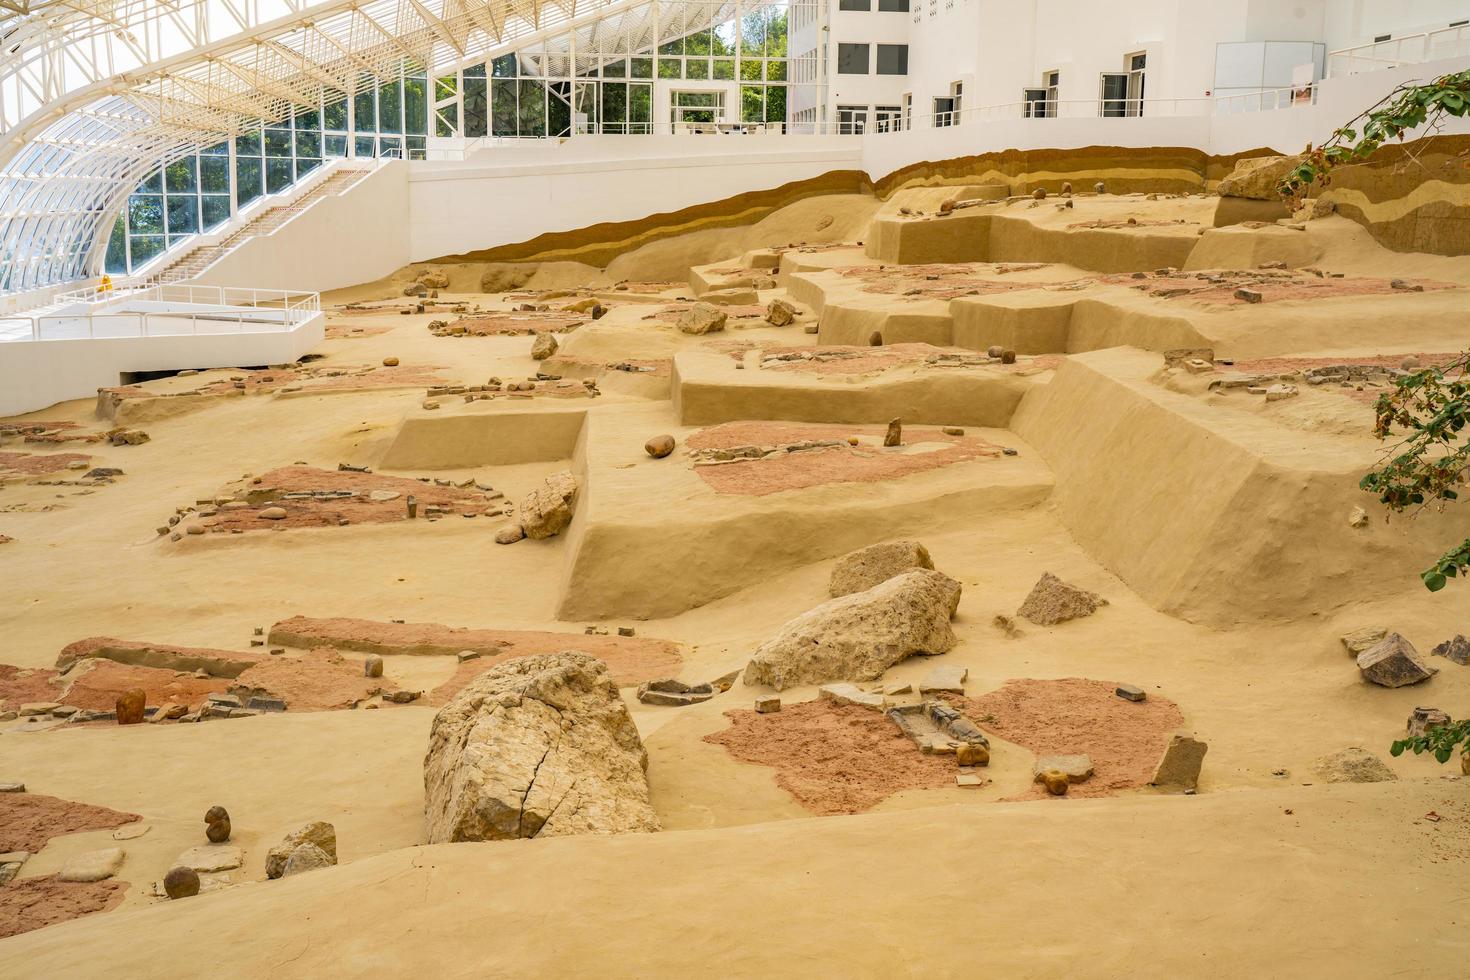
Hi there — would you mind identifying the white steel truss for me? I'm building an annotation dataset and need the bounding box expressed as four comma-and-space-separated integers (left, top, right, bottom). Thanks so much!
0, 0, 772, 293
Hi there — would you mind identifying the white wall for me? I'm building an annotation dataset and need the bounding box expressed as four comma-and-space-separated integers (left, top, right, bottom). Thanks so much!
406, 136, 863, 261
827, 6, 912, 121
1325, 1, 1470, 49
195, 162, 411, 293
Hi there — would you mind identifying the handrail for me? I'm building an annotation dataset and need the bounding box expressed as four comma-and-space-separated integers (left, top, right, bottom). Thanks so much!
1327, 24, 1470, 76
0, 285, 320, 343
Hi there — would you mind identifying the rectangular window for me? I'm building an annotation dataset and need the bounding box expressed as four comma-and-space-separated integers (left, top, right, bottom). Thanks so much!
839, 0, 870, 9
878, 0, 909, 9
876, 44, 907, 74
837, 43, 870, 74
837, 105, 868, 135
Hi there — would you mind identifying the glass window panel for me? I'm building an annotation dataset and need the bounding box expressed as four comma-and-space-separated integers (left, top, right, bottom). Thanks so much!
324, 96, 348, 130
658, 58, 681, 79
200, 156, 229, 194
201, 141, 229, 156
603, 59, 626, 78
164, 157, 197, 193
765, 84, 787, 122
325, 134, 348, 157
405, 76, 428, 134
166, 195, 199, 236
295, 130, 322, 157
105, 215, 128, 274
878, 0, 908, 9
379, 79, 403, 133
406, 135, 426, 159
840, 0, 870, 8
138, 169, 163, 193
235, 130, 261, 156
235, 157, 262, 206
264, 128, 292, 156
687, 60, 709, 79
266, 157, 293, 193
128, 235, 164, 265
378, 136, 401, 156
464, 62, 486, 78
713, 22, 736, 56
713, 59, 734, 79
876, 44, 908, 74
464, 76, 488, 137
767, 61, 787, 81
491, 55, 517, 77
741, 85, 766, 122
297, 157, 323, 176
128, 195, 164, 234
491, 79, 517, 136
435, 75, 458, 101
201, 195, 231, 231
837, 43, 870, 74
549, 87, 572, 136
517, 79, 545, 136
659, 39, 683, 57
354, 135, 377, 157
630, 84, 652, 127
600, 82, 627, 132
631, 58, 653, 79
354, 86, 376, 132
741, 59, 763, 80
295, 109, 320, 132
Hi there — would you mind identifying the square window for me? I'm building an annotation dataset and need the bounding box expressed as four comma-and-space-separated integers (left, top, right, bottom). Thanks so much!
127, 195, 164, 235
876, 44, 907, 75
325, 134, 348, 157
199, 156, 229, 194
235, 158, 262, 206
878, 0, 908, 10
266, 157, 293, 193
201, 195, 231, 231
838, 43, 870, 75
234, 131, 261, 157
166, 195, 199, 236
164, 157, 197, 193
839, 0, 871, 8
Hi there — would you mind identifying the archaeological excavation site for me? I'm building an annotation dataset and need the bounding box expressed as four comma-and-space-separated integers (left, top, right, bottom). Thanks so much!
4, 1, 1470, 975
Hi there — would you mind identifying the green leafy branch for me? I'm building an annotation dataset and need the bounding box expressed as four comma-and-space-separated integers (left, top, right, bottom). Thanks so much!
1391, 717, 1470, 765
1278, 68, 1470, 206
1360, 352, 1470, 590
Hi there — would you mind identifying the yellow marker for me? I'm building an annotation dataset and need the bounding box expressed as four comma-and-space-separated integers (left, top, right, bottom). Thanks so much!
99, 273, 113, 292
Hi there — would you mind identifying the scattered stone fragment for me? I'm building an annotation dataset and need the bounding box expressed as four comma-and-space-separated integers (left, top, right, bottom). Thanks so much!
1234, 287, 1262, 304
1340, 627, 1386, 656
424, 652, 658, 842
1357, 633, 1437, 687
1016, 572, 1107, 626
755, 695, 781, 713
1313, 747, 1397, 783
1031, 187, 1046, 200
919, 665, 967, 694
518, 470, 578, 539
941, 426, 964, 436
174, 844, 243, 873
0, 782, 27, 794
281, 842, 335, 877
829, 539, 935, 598
765, 299, 797, 326
744, 569, 962, 690
164, 866, 200, 899
58, 847, 124, 882
204, 805, 231, 843
1407, 706, 1452, 738
818, 682, 885, 710
1115, 684, 1147, 703
530, 333, 559, 360
115, 688, 146, 725
1348, 506, 1368, 528
1034, 754, 1094, 783
1430, 635, 1470, 666
111, 823, 149, 841
383, 690, 420, 704
266, 822, 337, 879
494, 524, 525, 544
363, 654, 384, 678
645, 435, 676, 459
1151, 733, 1208, 791
956, 742, 989, 767
883, 418, 902, 447
0, 852, 27, 886
260, 506, 287, 520
676, 303, 727, 335
1040, 769, 1070, 795
956, 772, 985, 788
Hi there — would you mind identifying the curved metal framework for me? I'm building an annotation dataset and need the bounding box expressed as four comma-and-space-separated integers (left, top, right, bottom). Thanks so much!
0, 0, 766, 294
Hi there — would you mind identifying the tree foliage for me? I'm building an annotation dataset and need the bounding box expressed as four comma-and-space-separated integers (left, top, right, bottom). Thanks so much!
1277, 68, 1470, 207
1391, 717, 1470, 767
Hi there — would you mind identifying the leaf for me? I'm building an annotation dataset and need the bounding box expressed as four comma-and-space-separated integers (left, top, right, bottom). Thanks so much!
1425, 571, 1448, 592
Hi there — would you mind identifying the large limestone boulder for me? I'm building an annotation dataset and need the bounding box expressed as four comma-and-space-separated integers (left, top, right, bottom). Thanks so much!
1357, 633, 1437, 687
1217, 155, 1300, 201
829, 540, 935, 598
744, 569, 962, 691
518, 470, 578, 539
423, 651, 658, 842
676, 303, 727, 335
265, 821, 337, 880
478, 263, 537, 293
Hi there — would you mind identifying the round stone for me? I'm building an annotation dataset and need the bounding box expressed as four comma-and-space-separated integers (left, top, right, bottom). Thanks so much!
363, 654, 384, 678
495, 524, 526, 545
260, 506, 288, 520
1032, 187, 1047, 200
644, 435, 676, 459
205, 805, 231, 843
382, 357, 399, 367
1041, 769, 1070, 796
163, 866, 200, 899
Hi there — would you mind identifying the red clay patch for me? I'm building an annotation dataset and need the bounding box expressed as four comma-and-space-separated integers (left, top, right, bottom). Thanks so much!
652, 303, 766, 324
185, 466, 500, 534
437, 313, 585, 337
0, 420, 104, 445
58, 660, 228, 713
687, 421, 1005, 497
705, 700, 957, 815
0, 451, 91, 478
1100, 271, 1458, 305
0, 876, 128, 940
0, 793, 141, 853
232, 647, 399, 711
0, 664, 64, 709
325, 323, 394, 340
839, 263, 1043, 301
951, 677, 1184, 800
266, 615, 683, 694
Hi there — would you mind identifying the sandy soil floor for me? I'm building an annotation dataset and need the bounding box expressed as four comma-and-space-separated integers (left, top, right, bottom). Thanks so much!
2, 190, 1470, 973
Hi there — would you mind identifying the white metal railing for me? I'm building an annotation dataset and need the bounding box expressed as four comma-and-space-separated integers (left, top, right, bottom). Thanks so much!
1328, 24, 1470, 77
0, 285, 320, 343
